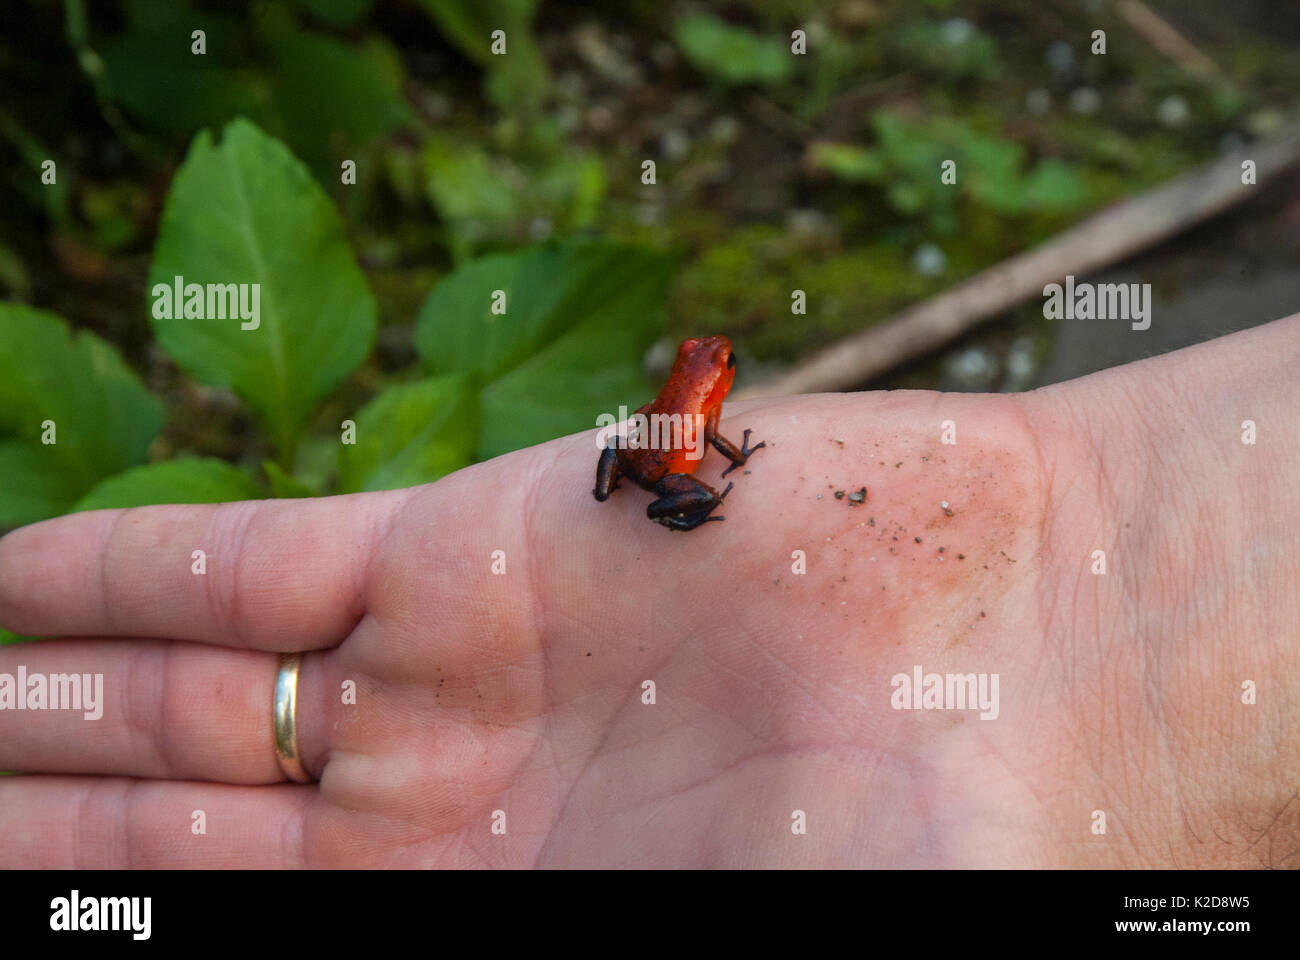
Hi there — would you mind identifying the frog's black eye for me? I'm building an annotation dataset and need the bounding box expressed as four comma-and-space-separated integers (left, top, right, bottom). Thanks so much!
726, 353, 736, 370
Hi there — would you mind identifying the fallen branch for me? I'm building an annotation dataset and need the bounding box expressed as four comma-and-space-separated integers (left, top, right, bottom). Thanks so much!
740, 119, 1300, 398
1117, 1, 1224, 85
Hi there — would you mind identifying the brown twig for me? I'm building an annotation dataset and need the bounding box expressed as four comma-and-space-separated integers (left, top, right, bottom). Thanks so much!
1117, 0, 1224, 85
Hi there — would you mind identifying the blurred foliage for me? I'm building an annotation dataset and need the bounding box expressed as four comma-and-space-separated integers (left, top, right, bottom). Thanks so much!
415, 0, 550, 111
675, 14, 794, 87
812, 111, 1091, 234
2, 0, 1299, 641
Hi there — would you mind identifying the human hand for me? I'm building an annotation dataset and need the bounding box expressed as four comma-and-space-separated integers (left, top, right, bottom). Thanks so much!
2, 314, 1296, 867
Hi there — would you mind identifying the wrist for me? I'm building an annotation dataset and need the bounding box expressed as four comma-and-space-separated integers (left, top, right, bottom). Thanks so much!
1025, 314, 1300, 866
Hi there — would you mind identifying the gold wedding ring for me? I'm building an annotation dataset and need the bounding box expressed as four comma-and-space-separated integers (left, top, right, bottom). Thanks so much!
273, 652, 313, 783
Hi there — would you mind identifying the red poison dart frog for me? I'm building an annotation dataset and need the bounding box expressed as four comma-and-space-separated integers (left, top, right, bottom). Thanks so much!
593, 335, 765, 531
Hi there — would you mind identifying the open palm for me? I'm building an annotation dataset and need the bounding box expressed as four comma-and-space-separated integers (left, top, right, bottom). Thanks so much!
2, 316, 1297, 867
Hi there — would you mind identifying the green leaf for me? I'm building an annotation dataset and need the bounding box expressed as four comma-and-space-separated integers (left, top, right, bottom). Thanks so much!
415, 239, 677, 457
263, 459, 316, 498
0, 110, 71, 225
964, 133, 1027, 214
810, 142, 886, 182
416, 239, 673, 384
895, 20, 1001, 82
72, 458, 265, 512
0, 240, 31, 298
478, 312, 654, 460
478, 255, 677, 459
338, 376, 479, 492
414, 0, 548, 110
0, 442, 86, 528
290, 436, 341, 496
0, 304, 163, 524
414, 0, 536, 65
99, 0, 404, 171
422, 137, 519, 256
1, 627, 35, 645
1022, 158, 1091, 213
674, 14, 793, 87
418, 243, 595, 380
421, 136, 607, 260
266, 29, 410, 173
149, 118, 377, 455
99, 0, 271, 137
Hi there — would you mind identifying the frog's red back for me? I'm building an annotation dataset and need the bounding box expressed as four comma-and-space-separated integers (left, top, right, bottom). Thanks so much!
647, 336, 735, 475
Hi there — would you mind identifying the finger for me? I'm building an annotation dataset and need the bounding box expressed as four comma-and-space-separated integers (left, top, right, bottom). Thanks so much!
0, 492, 408, 650
0, 775, 314, 868
0, 638, 305, 782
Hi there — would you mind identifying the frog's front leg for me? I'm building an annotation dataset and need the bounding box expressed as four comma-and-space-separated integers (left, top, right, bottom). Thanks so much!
715, 428, 766, 477
701, 407, 765, 478
646, 474, 733, 531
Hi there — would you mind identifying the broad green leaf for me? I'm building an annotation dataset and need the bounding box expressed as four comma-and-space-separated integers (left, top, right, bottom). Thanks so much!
0, 304, 163, 523
100, 0, 402, 169
265, 29, 410, 173
73, 458, 265, 512
475, 255, 677, 458
674, 15, 793, 87
0, 442, 86, 528
416, 243, 578, 379
338, 376, 479, 492
149, 118, 377, 455
262, 459, 316, 498
415, 239, 674, 384
478, 318, 653, 460
99, 0, 270, 137
415, 240, 677, 457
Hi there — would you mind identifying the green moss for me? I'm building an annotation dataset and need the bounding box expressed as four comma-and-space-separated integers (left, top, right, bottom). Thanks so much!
672, 227, 938, 359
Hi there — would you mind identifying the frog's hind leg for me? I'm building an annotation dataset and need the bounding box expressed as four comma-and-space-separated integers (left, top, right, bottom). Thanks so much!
594, 403, 655, 501
593, 444, 622, 501
646, 474, 733, 531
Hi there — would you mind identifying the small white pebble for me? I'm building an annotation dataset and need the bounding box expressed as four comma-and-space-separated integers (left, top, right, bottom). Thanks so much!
941, 18, 974, 46
1069, 87, 1102, 115
1046, 41, 1075, 74
1158, 94, 1190, 128
1026, 88, 1052, 115
912, 243, 947, 277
